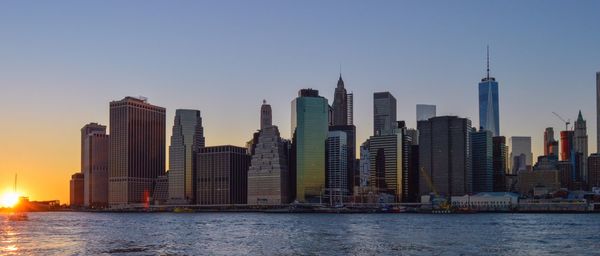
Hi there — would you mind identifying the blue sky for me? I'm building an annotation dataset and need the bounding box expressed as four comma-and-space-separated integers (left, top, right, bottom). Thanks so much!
1, 0, 599, 200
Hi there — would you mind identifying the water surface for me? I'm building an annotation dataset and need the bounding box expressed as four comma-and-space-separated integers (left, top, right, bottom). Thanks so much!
2, 212, 599, 255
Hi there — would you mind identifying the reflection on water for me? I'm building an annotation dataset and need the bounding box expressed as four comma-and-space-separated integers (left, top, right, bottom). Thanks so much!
2, 212, 600, 255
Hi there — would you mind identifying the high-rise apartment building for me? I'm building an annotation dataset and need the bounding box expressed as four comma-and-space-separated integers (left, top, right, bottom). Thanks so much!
472, 130, 493, 192
373, 92, 397, 136
291, 89, 329, 202
196, 145, 250, 205
108, 97, 166, 208
478, 47, 500, 136
418, 116, 472, 196
416, 104, 436, 122
168, 109, 205, 204
82, 123, 109, 208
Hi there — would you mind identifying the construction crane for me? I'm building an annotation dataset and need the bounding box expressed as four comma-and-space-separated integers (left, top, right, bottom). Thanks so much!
419, 167, 450, 211
552, 112, 570, 131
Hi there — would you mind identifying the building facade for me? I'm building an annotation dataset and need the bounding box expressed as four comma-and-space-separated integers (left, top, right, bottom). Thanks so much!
260, 100, 272, 130
359, 140, 370, 187
82, 124, 109, 208
168, 109, 205, 204
108, 97, 166, 207
574, 111, 588, 183
588, 153, 600, 189
326, 130, 348, 204
373, 92, 397, 136
416, 104, 436, 122
492, 136, 508, 192
472, 130, 493, 192
196, 146, 250, 205
418, 116, 472, 196
70, 172, 84, 207
247, 126, 290, 205
369, 122, 411, 202
291, 89, 329, 202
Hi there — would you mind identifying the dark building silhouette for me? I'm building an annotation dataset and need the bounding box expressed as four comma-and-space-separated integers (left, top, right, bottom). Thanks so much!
418, 116, 472, 196
332, 75, 348, 126
492, 136, 508, 192
108, 97, 166, 207
196, 145, 250, 205
472, 130, 493, 192
588, 153, 600, 189
70, 172, 84, 207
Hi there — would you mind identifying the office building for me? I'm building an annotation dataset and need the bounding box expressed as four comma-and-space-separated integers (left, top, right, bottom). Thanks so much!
347, 92, 354, 125
510, 136, 533, 173
70, 172, 84, 207
291, 89, 329, 202
418, 116, 472, 196
359, 140, 370, 187
152, 175, 169, 204
81, 123, 106, 171
478, 47, 500, 136
332, 75, 348, 126
588, 153, 600, 188
196, 146, 250, 205
108, 97, 166, 207
247, 125, 290, 205
492, 136, 508, 192
472, 130, 493, 192
544, 127, 559, 157
369, 122, 411, 201
260, 100, 272, 130
82, 123, 109, 208
326, 130, 349, 204
168, 109, 205, 204
517, 170, 560, 196
574, 111, 588, 182
373, 92, 397, 136
416, 104, 436, 122
557, 161, 575, 189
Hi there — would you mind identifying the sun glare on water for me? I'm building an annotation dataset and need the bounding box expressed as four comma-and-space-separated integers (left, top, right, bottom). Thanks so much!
0, 192, 20, 208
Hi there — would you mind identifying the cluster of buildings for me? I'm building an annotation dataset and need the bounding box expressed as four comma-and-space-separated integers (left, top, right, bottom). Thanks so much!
69, 59, 600, 209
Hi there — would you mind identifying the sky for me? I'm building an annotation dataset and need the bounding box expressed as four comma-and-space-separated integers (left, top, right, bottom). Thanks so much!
1, 1, 599, 203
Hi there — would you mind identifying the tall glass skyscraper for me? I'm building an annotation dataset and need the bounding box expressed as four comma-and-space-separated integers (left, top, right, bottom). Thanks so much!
373, 92, 397, 136
478, 48, 500, 136
291, 89, 329, 202
168, 109, 205, 204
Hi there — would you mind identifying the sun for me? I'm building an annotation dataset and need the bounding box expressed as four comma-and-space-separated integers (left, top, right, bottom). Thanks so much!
0, 192, 20, 208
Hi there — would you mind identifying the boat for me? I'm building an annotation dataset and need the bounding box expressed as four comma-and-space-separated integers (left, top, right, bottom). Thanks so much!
173, 207, 194, 213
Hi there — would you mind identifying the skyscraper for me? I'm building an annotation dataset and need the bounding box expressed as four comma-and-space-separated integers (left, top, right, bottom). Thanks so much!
70, 172, 84, 207
168, 109, 205, 204
588, 153, 600, 188
472, 130, 493, 192
544, 127, 559, 157
373, 92, 397, 136
418, 116, 472, 196
478, 47, 500, 136
81, 123, 106, 171
510, 136, 533, 173
326, 130, 349, 204
359, 140, 370, 187
332, 75, 348, 126
82, 123, 109, 208
291, 89, 329, 202
247, 125, 290, 205
492, 136, 508, 192
347, 92, 354, 125
196, 146, 250, 205
416, 104, 436, 122
574, 111, 588, 182
260, 100, 272, 130
560, 131, 574, 162
108, 97, 166, 208
368, 122, 410, 201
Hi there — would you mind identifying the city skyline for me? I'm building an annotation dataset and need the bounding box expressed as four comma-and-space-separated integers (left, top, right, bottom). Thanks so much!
1, 1, 600, 203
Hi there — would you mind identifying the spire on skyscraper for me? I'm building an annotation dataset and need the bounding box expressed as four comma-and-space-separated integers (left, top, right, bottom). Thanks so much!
578, 110, 584, 122
486, 45, 490, 80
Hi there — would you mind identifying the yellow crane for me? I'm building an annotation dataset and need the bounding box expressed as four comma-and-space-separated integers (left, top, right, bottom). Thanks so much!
419, 167, 450, 211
